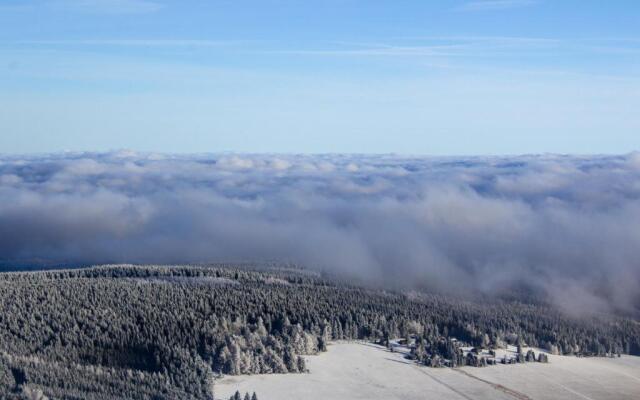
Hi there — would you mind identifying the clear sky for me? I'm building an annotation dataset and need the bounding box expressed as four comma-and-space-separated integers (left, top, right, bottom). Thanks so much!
1, 0, 639, 155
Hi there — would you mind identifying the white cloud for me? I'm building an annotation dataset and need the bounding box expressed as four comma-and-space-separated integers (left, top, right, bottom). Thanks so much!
626, 152, 640, 170
1, 152, 639, 314
54, 0, 163, 14
455, 0, 537, 12
18, 39, 238, 47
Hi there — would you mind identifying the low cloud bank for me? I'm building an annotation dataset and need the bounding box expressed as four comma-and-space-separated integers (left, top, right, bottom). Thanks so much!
1, 151, 639, 314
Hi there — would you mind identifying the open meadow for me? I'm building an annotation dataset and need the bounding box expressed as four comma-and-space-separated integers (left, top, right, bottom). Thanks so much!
215, 342, 640, 400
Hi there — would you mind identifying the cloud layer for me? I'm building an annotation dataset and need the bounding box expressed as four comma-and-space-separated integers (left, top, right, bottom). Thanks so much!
455, 0, 537, 12
1, 151, 639, 313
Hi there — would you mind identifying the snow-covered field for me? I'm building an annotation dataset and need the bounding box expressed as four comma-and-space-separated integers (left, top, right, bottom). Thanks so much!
214, 342, 640, 400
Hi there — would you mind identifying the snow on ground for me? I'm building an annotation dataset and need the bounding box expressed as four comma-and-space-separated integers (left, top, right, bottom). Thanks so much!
214, 342, 640, 400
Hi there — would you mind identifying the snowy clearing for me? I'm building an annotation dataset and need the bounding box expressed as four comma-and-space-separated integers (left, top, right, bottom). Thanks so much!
214, 342, 640, 400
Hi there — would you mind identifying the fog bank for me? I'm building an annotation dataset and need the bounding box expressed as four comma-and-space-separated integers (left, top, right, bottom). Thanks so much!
1, 151, 639, 313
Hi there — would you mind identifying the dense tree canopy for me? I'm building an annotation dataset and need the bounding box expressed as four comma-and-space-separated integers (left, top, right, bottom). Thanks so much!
1, 264, 638, 399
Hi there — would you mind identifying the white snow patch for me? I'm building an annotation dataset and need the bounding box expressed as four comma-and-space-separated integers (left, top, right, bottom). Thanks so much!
214, 342, 640, 400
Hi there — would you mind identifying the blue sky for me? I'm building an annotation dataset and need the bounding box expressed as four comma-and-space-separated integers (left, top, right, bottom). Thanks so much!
0, 0, 639, 154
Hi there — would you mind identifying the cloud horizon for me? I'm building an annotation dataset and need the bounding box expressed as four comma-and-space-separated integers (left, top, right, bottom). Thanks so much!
1, 151, 639, 315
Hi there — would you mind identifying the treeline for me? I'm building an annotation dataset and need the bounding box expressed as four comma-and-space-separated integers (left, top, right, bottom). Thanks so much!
228, 391, 258, 400
0, 264, 638, 399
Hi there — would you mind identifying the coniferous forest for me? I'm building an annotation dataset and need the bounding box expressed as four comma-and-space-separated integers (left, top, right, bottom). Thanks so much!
1, 264, 639, 399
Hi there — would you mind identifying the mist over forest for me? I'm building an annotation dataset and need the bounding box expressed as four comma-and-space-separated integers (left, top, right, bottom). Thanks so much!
1, 151, 639, 314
